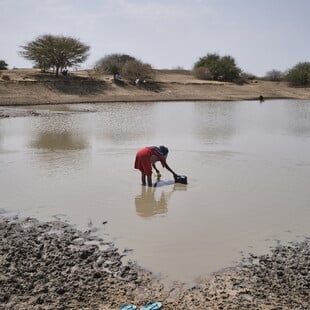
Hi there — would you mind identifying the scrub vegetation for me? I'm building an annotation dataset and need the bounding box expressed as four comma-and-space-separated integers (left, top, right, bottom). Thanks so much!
193, 53, 241, 82
95, 53, 155, 83
0, 60, 8, 70
19, 35, 90, 77
2, 32, 309, 88
286, 62, 310, 87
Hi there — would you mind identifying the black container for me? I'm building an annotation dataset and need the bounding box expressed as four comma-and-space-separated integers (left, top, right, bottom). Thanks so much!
174, 175, 188, 184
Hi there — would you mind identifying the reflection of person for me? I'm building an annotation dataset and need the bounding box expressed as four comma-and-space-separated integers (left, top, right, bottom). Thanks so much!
135, 183, 187, 218
134, 146, 178, 186
135, 186, 169, 218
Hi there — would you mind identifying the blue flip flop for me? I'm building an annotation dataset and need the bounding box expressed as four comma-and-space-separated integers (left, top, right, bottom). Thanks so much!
119, 304, 137, 310
140, 302, 162, 310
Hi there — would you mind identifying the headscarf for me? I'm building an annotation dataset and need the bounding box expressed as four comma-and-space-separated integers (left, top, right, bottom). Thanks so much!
150, 146, 169, 157
148, 145, 169, 167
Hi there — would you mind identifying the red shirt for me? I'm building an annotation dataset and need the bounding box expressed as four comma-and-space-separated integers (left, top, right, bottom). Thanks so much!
134, 147, 167, 175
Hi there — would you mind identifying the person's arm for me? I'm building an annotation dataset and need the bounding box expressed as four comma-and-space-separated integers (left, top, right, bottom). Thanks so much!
152, 163, 161, 177
164, 162, 178, 177
152, 163, 159, 173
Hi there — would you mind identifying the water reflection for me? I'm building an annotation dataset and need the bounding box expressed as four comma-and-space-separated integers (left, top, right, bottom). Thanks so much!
135, 183, 187, 218
135, 186, 169, 218
28, 116, 89, 175
30, 131, 88, 151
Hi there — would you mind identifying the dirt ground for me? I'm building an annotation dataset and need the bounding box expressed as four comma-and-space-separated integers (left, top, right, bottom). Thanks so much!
1, 69, 310, 110
0, 216, 309, 310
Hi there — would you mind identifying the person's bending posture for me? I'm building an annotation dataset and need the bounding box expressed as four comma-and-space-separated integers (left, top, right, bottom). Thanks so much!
134, 146, 177, 186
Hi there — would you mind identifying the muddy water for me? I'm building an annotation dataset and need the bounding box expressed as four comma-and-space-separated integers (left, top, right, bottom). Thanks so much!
0, 100, 309, 283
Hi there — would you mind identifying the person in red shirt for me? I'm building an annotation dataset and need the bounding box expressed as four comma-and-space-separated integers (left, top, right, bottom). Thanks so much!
134, 146, 178, 186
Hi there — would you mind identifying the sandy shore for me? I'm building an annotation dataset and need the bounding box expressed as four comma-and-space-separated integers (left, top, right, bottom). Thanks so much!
1, 215, 309, 309
1, 69, 310, 113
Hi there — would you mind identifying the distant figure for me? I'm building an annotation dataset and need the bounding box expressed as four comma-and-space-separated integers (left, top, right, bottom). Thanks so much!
259, 95, 264, 102
134, 146, 178, 186
114, 72, 121, 81
62, 69, 68, 77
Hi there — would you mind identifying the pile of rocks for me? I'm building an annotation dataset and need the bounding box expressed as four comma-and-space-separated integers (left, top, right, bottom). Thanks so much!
0, 217, 156, 309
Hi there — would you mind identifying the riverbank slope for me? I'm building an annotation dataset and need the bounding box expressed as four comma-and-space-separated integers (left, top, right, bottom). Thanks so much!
1, 69, 310, 106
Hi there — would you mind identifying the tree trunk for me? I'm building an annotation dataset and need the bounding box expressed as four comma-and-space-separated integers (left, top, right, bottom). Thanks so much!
55, 66, 60, 77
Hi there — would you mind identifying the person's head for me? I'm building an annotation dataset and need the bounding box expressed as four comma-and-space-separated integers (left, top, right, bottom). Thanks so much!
159, 145, 169, 157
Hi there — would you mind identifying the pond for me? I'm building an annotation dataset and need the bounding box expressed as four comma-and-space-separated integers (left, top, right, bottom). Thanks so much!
0, 99, 309, 284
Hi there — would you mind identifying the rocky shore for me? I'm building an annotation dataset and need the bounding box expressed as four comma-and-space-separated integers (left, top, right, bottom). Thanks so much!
0, 215, 309, 309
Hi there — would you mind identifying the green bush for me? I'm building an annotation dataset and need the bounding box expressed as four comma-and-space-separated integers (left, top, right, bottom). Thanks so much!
193, 53, 241, 82
0, 60, 8, 70
286, 62, 310, 87
121, 60, 154, 83
94, 54, 136, 75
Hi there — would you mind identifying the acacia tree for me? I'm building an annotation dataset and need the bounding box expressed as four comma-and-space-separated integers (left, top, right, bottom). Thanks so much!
0, 60, 8, 70
19, 35, 90, 76
193, 53, 241, 82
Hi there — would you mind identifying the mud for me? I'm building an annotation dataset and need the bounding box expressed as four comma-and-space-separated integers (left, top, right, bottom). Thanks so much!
0, 216, 309, 309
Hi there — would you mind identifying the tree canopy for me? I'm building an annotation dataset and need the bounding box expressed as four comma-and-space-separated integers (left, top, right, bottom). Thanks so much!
94, 53, 154, 83
94, 53, 136, 75
286, 62, 310, 87
0, 60, 8, 70
121, 59, 154, 83
193, 53, 241, 82
19, 35, 90, 76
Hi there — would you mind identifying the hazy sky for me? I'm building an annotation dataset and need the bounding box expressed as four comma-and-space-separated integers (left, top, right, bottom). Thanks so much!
1, 0, 309, 76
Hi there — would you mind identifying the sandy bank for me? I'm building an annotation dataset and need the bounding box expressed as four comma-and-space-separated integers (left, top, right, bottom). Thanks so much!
1, 70, 310, 109
1, 215, 309, 309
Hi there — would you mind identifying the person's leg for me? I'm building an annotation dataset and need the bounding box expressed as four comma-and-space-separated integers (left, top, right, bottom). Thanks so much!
141, 172, 146, 186
147, 174, 152, 187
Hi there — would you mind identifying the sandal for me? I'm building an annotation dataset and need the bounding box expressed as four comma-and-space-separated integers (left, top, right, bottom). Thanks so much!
119, 304, 137, 310
140, 302, 162, 310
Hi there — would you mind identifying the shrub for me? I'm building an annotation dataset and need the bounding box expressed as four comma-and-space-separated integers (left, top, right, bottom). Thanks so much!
121, 60, 154, 83
286, 62, 310, 87
240, 72, 257, 80
0, 60, 8, 70
94, 54, 136, 75
193, 53, 241, 82
193, 67, 212, 80
1, 74, 10, 81
265, 69, 284, 81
